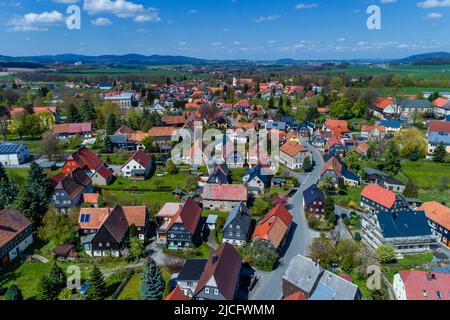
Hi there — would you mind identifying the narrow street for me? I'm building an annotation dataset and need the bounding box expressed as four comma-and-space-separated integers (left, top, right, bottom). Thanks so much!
249, 141, 324, 300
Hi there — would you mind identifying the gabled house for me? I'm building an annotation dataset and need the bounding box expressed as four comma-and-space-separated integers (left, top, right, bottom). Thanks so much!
360, 184, 409, 213
176, 259, 208, 298
155, 203, 182, 243
207, 162, 230, 184
393, 270, 450, 300
62, 147, 114, 185
370, 98, 399, 118
193, 243, 242, 301
419, 201, 450, 248
320, 155, 360, 187
242, 164, 273, 195
50, 168, 94, 212
282, 255, 361, 300
0, 143, 29, 166
53, 123, 92, 140
148, 126, 178, 152
361, 210, 436, 256
432, 97, 450, 119
426, 121, 450, 159
361, 167, 405, 193
166, 198, 203, 250
399, 99, 432, 119
303, 184, 326, 216
78, 205, 149, 256
379, 120, 402, 133
361, 125, 386, 141
280, 141, 310, 170
222, 202, 252, 246
121, 150, 152, 180
252, 204, 293, 252
0, 209, 33, 269
202, 184, 248, 212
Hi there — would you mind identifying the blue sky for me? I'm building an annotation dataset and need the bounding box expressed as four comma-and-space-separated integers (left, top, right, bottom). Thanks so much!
0, 0, 449, 59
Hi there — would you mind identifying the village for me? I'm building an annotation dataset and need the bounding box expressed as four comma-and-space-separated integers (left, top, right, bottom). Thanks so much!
0, 70, 449, 302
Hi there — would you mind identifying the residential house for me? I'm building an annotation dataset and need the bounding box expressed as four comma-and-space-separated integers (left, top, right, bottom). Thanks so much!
399, 99, 432, 120
50, 168, 94, 212
303, 184, 326, 216
0, 143, 29, 166
419, 201, 450, 248
165, 286, 190, 301
148, 126, 178, 152
176, 259, 208, 298
166, 198, 203, 250
103, 92, 139, 109
361, 125, 386, 141
242, 164, 273, 195
79, 205, 149, 256
0, 209, 33, 269
252, 204, 293, 252
109, 134, 136, 151
162, 115, 187, 127
370, 98, 399, 119
207, 163, 230, 184
426, 121, 450, 159
361, 210, 436, 256
282, 255, 361, 300
280, 141, 310, 170
155, 203, 182, 243
121, 150, 152, 180
202, 184, 248, 212
311, 133, 327, 152
222, 202, 252, 246
320, 155, 360, 187
62, 147, 114, 185
432, 97, 450, 119
360, 184, 409, 214
53, 123, 92, 140
393, 270, 450, 300
361, 167, 406, 193
379, 120, 402, 133
322, 119, 350, 138
193, 243, 242, 301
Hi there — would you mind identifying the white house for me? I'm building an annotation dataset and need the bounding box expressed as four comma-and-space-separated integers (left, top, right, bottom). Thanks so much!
0, 143, 29, 166
121, 150, 152, 180
280, 141, 310, 170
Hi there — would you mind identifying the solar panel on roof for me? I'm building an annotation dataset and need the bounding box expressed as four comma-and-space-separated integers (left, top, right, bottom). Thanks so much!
85, 214, 90, 223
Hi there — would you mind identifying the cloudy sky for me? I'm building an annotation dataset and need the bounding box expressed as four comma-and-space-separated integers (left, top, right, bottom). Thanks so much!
0, 0, 448, 59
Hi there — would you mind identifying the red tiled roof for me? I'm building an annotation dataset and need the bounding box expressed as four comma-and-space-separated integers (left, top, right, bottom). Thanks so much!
320, 156, 343, 176
122, 206, 148, 228
324, 119, 349, 133
123, 150, 151, 169
53, 123, 92, 135
399, 270, 450, 300
167, 198, 202, 234
162, 115, 186, 126
280, 141, 307, 158
82, 193, 99, 204
202, 184, 248, 202
361, 184, 396, 209
148, 126, 178, 137
0, 209, 31, 248
361, 125, 386, 133
419, 201, 450, 230
8, 107, 56, 116
165, 286, 189, 301
372, 97, 394, 110
428, 121, 450, 134
282, 291, 308, 301
71, 147, 103, 171
432, 97, 449, 108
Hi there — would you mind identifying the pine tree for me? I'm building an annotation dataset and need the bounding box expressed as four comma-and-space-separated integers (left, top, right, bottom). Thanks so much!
102, 135, 113, 153
29, 162, 51, 195
0, 163, 7, 181
48, 262, 67, 295
0, 179, 18, 210
87, 265, 107, 300
384, 142, 401, 175
106, 113, 118, 134
433, 142, 446, 163
80, 99, 97, 123
67, 104, 81, 123
404, 179, 418, 198
39, 275, 56, 300
302, 156, 313, 172
140, 258, 165, 300
324, 197, 336, 225
4, 285, 23, 300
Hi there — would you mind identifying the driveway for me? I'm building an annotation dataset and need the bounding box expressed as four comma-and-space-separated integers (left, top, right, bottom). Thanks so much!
249, 140, 324, 300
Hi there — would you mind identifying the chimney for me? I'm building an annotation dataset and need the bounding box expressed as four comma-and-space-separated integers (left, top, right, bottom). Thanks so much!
427, 271, 433, 281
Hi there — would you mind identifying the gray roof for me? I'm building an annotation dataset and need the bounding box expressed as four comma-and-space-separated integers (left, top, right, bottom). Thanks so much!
282, 255, 323, 295
428, 132, 450, 146
283, 255, 360, 300
400, 99, 431, 109
223, 202, 252, 232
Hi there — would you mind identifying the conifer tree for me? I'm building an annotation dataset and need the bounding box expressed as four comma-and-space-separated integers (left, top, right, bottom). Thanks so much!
87, 265, 107, 300
140, 258, 165, 300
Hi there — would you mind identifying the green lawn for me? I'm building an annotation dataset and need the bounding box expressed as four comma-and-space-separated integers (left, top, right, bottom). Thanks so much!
333, 186, 364, 208
117, 267, 172, 300
383, 252, 434, 283
101, 153, 133, 165
100, 173, 190, 213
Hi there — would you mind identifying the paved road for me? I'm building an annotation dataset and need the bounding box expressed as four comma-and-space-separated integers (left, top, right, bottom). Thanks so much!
249, 141, 324, 300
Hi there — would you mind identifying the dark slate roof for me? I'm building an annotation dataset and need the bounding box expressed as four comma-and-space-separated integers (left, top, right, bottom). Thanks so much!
177, 259, 208, 281
243, 164, 272, 186
303, 184, 325, 207
376, 210, 433, 238
223, 202, 252, 232
266, 120, 286, 131
109, 134, 129, 144
281, 116, 294, 124
0, 143, 25, 154
399, 99, 431, 109
379, 120, 402, 128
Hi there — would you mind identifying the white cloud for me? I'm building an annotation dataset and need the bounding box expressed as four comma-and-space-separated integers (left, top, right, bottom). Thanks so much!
424, 12, 444, 19
253, 15, 281, 23
8, 10, 65, 32
83, 0, 161, 23
417, 0, 450, 9
294, 3, 319, 10
91, 17, 112, 26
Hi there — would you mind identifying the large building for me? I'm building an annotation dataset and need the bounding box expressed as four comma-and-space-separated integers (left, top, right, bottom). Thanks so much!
360, 184, 409, 213
361, 210, 437, 256
0, 143, 29, 166
202, 184, 248, 212
393, 270, 450, 300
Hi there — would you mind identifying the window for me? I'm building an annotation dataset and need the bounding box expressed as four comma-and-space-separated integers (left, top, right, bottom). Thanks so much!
106, 243, 110, 247
205, 288, 210, 294
214, 289, 219, 295
436, 291, 442, 300
99, 243, 103, 247
422, 290, 428, 297
236, 225, 240, 230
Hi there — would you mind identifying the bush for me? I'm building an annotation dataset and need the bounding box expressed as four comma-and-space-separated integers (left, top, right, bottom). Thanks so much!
376, 244, 396, 264
354, 232, 362, 242
238, 241, 278, 272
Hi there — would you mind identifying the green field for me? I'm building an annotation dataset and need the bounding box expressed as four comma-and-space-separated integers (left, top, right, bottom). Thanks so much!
383, 252, 434, 283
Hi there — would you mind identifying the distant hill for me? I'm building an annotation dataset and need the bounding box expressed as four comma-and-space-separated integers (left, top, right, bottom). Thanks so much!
399, 52, 450, 64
